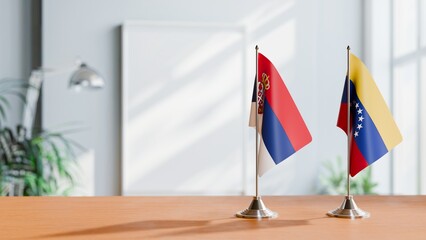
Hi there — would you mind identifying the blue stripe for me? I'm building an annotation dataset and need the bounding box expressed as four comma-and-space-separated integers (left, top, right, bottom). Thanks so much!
340, 76, 356, 104
352, 91, 388, 165
262, 99, 295, 164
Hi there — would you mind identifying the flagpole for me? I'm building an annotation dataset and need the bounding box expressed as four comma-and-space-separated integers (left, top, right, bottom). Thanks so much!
346, 45, 351, 198
326, 46, 369, 219
255, 45, 259, 198
236, 45, 277, 219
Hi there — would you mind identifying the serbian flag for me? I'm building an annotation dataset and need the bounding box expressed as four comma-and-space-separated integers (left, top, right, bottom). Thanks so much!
249, 53, 312, 176
337, 52, 402, 177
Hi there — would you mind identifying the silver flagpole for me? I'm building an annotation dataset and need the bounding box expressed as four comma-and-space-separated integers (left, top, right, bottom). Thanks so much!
236, 45, 277, 219
346, 45, 351, 198
255, 45, 259, 198
327, 46, 369, 219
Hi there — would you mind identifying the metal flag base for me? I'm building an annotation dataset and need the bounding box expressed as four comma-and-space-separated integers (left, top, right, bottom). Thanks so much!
236, 196, 278, 219
327, 195, 370, 219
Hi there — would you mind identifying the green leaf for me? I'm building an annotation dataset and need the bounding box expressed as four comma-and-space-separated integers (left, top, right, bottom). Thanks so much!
0, 96, 11, 108
24, 174, 38, 194
0, 105, 6, 122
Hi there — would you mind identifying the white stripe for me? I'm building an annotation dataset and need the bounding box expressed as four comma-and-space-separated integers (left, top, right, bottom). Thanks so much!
249, 102, 256, 127
250, 102, 271, 176
249, 102, 263, 131
258, 137, 276, 176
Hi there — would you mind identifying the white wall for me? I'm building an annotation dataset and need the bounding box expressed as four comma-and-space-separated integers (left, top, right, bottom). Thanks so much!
0, 0, 32, 127
42, 0, 363, 195
313, 0, 364, 192
365, 0, 426, 195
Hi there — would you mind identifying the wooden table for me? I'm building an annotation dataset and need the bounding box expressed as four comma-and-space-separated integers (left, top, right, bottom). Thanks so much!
1, 196, 425, 239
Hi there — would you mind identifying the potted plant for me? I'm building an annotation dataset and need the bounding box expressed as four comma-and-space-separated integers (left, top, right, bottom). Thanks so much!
0, 79, 80, 196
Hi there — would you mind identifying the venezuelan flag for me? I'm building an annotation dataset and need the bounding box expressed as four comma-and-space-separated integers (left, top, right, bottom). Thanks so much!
250, 53, 312, 176
337, 53, 402, 177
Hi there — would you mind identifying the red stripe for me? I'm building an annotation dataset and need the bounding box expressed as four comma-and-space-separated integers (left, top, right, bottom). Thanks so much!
337, 103, 348, 133
337, 103, 355, 135
350, 138, 369, 177
258, 53, 311, 151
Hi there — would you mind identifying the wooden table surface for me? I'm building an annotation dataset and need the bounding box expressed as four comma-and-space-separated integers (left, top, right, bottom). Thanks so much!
1, 195, 425, 239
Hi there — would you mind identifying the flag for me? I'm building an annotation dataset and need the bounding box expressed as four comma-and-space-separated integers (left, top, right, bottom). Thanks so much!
337, 52, 402, 177
249, 53, 312, 176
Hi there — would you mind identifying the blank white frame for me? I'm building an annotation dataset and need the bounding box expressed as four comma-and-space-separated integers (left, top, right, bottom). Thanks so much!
121, 21, 249, 195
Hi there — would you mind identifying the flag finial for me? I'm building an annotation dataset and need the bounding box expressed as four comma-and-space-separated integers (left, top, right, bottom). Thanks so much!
347, 45, 351, 51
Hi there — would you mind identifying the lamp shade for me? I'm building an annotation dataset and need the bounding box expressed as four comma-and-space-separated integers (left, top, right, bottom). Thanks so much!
69, 63, 104, 90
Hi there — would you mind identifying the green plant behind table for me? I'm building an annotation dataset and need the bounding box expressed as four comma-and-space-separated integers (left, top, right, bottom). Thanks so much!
0, 125, 82, 196
319, 156, 378, 195
0, 78, 80, 196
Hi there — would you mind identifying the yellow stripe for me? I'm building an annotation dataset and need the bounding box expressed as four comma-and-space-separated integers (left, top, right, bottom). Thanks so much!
349, 53, 402, 150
